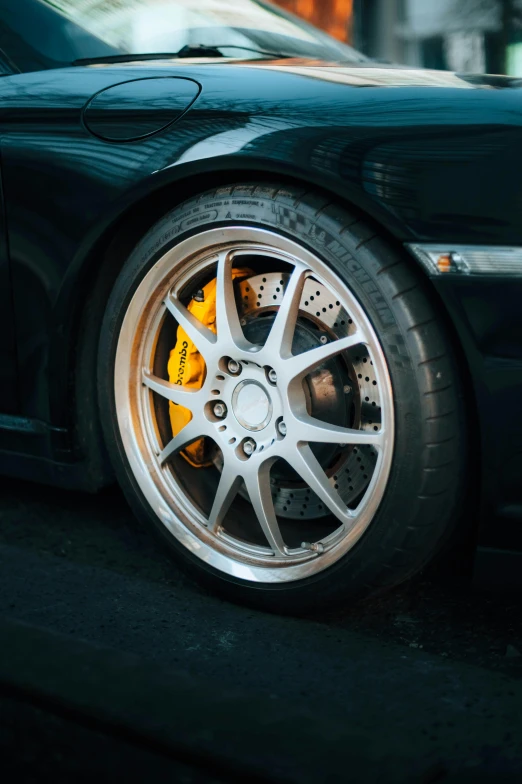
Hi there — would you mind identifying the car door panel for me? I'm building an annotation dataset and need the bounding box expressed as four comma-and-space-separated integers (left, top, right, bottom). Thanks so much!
0, 161, 17, 414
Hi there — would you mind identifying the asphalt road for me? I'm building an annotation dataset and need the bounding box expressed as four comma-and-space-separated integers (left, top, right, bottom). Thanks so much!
1, 474, 521, 782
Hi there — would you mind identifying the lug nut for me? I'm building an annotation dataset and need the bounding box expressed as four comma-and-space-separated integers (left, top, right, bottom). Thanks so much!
227, 359, 240, 374
243, 439, 256, 456
213, 402, 227, 418
268, 368, 277, 384
343, 385, 352, 395
277, 420, 287, 437
320, 335, 328, 344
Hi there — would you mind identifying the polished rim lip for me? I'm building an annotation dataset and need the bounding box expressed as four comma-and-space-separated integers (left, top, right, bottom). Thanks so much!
114, 226, 395, 584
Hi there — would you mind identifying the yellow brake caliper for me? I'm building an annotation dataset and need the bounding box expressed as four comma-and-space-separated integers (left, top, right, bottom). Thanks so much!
167, 268, 252, 467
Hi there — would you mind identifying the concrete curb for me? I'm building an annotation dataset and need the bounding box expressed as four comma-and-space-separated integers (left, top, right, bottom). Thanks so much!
0, 617, 519, 783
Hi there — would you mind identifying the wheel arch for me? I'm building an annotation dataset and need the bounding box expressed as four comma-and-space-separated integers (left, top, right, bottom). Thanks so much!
56, 164, 479, 517
56, 155, 415, 343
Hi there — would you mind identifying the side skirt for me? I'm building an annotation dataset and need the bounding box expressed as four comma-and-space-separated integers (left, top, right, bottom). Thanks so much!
0, 414, 103, 492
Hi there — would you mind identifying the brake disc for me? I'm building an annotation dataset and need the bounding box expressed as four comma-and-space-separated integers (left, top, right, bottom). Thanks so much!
227, 272, 382, 520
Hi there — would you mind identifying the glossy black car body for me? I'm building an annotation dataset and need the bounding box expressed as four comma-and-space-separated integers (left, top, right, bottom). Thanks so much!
0, 0, 521, 575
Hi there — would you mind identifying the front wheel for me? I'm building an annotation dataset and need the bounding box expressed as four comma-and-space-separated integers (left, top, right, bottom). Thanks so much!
98, 184, 466, 613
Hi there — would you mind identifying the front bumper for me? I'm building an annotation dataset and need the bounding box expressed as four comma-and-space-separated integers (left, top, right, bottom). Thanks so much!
406, 244, 522, 552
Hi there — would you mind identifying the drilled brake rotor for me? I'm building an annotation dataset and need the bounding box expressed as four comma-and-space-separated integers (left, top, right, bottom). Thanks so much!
226, 272, 383, 520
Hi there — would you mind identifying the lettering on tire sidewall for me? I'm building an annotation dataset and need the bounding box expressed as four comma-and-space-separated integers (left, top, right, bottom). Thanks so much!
136, 193, 405, 356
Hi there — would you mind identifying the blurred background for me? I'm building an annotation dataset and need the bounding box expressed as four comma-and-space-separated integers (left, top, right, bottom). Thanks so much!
275, 0, 522, 74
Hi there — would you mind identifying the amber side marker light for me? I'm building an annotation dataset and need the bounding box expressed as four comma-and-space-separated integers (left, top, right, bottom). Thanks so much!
406, 245, 522, 276
436, 253, 453, 273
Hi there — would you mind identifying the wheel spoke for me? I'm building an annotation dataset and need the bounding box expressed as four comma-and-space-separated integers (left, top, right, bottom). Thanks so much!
164, 291, 217, 359
284, 332, 363, 381
207, 463, 243, 533
296, 416, 384, 447
263, 265, 308, 357
244, 462, 286, 556
287, 445, 353, 523
215, 251, 256, 352
159, 419, 206, 465
142, 370, 201, 407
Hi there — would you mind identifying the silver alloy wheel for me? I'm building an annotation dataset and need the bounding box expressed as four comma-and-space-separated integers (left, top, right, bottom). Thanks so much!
114, 227, 394, 583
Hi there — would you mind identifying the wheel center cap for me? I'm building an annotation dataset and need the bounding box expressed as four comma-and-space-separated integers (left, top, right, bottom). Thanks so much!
232, 380, 272, 431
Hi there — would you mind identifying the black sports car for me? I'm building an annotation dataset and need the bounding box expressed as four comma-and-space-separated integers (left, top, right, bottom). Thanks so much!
0, 0, 520, 612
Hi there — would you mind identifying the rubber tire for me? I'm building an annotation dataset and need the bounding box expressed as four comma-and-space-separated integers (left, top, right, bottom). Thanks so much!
97, 183, 467, 614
